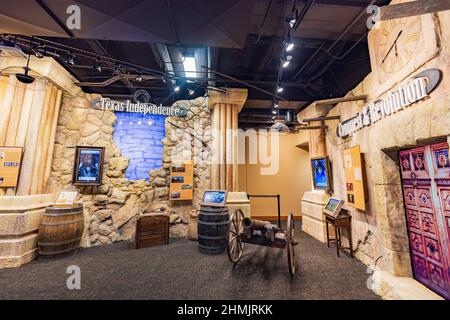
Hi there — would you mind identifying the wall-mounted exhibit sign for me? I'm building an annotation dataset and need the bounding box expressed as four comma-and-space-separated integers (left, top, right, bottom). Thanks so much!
91, 98, 188, 117
73, 146, 105, 186
0, 146, 23, 188
337, 69, 442, 138
311, 156, 332, 193
343, 146, 367, 211
170, 160, 194, 200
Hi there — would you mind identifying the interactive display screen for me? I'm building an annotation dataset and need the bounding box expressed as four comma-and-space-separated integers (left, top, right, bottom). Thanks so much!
311, 156, 332, 192
202, 190, 227, 206
325, 198, 340, 213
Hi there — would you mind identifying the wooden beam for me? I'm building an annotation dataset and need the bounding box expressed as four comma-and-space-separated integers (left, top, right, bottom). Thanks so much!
297, 125, 328, 130
380, 0, 450, 21
302, 115, 341, 122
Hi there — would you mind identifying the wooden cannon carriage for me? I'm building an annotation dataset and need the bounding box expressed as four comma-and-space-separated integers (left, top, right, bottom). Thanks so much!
226, 194, 298, 275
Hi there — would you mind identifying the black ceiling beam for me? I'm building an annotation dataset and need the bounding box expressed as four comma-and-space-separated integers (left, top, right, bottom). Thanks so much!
34, 0, 74, 37
297, 0, 374, 7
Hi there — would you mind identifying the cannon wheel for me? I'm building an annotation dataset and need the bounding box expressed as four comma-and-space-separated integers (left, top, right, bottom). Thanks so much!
286, 213, 296, 276
227, 209, 245, 264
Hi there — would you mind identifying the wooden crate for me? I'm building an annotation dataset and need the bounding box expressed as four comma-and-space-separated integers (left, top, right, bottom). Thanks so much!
135, 213, 169, 249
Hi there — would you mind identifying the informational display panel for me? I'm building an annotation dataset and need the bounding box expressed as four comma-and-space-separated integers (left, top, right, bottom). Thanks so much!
169, 160, 193, 200
343, 145, 366, 211
0, 147, 23, 188
54, 190, 79, 207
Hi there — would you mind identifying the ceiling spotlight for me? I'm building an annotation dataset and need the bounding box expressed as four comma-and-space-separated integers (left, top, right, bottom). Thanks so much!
33, 44, 46, 58
113, 64, 121, 75
282, 54, 292, 68
286, 42, 294, 52
287, 8, 299, 29
274, 103, 279, 108
188, 89, 195, 95
272, 109, 277, 115
289, 18, 296, 28
135, 71, 143, 82
277, 86, 284, 93
94, 59, 102, 72
65, 52, 75, 65
174, 86, 180, 92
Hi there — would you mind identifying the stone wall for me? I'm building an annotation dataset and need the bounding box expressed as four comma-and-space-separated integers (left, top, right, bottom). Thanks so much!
47, 93, 211, 247
298, 7, 450, 278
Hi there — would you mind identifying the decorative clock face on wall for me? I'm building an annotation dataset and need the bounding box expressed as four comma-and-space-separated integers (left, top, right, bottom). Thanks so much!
376, 17, 421, 74
368, 6, 440, 89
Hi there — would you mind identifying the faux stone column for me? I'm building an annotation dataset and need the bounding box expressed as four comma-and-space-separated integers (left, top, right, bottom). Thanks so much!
0, 56, 79, 268
300, 116, 330, 242
208, 88, 248, 191
0, 56, 80, 196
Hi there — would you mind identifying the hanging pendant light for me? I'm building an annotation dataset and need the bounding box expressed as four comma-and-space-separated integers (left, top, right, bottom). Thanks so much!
16, 37, 35, 84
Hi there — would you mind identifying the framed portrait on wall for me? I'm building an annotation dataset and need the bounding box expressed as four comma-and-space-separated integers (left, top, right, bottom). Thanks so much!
311, 156, 332, 193
73, 146, 105, 186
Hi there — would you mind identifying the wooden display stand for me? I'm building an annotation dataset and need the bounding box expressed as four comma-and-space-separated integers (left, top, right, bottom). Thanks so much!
135, 213, 169, 249
324, 211, 353, 258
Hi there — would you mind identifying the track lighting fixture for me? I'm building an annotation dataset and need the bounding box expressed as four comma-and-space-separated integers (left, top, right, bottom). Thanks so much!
189, 89, 195, 95
274, 103, 279, 109
282, 55, 292, 68
135, 71, 143, 82
94, 59, 102, 72
33, 44, 46, 58
277, 86, 284, 93
65, 52, 76, 65
272, 109, 277, 115
113, 64, 121, 75
174, 86, 180, 92
286, 8, 299, 29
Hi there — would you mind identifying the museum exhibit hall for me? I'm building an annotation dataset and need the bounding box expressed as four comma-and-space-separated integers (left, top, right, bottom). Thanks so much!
1, 0, 450, 308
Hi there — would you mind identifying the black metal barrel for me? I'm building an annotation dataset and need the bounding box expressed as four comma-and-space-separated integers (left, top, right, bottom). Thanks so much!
198, 205, 229, 254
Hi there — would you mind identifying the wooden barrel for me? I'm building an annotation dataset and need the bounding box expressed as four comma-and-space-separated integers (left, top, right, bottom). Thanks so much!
37, 203, 84, 258
198, 205, 229, 254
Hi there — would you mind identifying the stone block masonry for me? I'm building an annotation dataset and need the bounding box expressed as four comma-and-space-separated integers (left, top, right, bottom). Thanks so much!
47, 92, 212, 247
114, 112, 166, 181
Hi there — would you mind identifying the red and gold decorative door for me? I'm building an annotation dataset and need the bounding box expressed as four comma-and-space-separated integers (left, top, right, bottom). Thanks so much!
399, 142, 450, 299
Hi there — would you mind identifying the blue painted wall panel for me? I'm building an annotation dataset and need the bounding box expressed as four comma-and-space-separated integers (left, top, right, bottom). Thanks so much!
113, 112, 166, 181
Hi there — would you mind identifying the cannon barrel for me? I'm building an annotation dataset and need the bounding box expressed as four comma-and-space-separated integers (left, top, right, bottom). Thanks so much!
243, 217, 271, 230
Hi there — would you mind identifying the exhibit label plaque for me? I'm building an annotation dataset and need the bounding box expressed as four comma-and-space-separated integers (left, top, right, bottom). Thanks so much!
169, 160, 193, 200
0, 146, 23, 188
343, 146, 366, 211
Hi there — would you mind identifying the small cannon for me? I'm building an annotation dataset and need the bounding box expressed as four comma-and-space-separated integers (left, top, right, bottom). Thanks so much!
227, 194, 298, 276
242, 217, 282, 242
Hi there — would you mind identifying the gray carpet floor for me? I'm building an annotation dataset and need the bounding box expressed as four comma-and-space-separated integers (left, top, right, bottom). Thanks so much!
0, 222, 379, 300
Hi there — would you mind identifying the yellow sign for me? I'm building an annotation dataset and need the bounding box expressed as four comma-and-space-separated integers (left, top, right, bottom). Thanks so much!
169, 160, 193, 200
343, 145, 366, 211
0, 147, 23, 188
